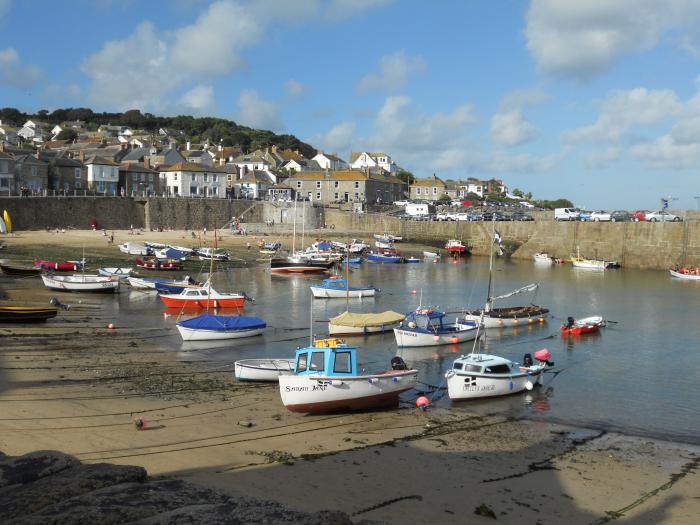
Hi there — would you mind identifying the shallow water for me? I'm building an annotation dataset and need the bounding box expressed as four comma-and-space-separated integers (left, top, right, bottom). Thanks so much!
7, 256, 700, 444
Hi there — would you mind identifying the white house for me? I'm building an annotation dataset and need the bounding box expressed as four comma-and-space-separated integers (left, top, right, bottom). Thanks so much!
312, 152, 348, 171
235, 170, 275, 199
85, 155, 120, 194
349, 151, 396, 174
232, 153, 270, 173
159, 162, 226, 198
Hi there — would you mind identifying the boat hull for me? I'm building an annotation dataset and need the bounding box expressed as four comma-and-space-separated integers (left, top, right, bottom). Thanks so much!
328, 322, 399, 336
160, 296, 245, 309
670, 269, 700, 280
446, 368, 545, 400
41, 274, 119, 293
310, 286, 376, 298
462, 308, 548, 328
270, 258, 334, 273
177, 324, 263, 341
0, 263, 42, 276
394, 323, 480, 347
279, 371, 417, 413
234, 359, 294, 381
0, 306, 58, 323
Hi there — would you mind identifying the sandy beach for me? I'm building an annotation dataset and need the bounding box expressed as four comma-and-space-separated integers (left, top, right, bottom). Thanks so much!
1, 230, 699, 524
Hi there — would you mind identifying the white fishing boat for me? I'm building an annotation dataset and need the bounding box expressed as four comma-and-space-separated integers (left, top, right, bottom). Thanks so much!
394, 309, 481, 347
533, 252, 553, 263
310, 277, 377, 298
423, 251, 440, 259
176, 313, 266, 341
97, 267, 133, 278
127, 276, 192, 290
41, 273, 119, 292
234, 358, 294, 381
279, 338, 418, 413
119, 242, 152, 256
445, 349, 554, 400
374, 233, 402, 242
197, 247, 230, 261
670, 268, 700, 280
375, 240, 393, 249
328, 310, 405, 336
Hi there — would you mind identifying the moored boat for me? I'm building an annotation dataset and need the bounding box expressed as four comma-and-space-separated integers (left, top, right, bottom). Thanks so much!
394, 309, 481, 347
405, 257, 420, 263
310, 277, 377, 298
328, 310, 405, 336
445, 349, 554, 400
135, 258, 183, 271
270, 257, 334, 273
176, 313, 265, 341
0, 262, 42, 276
445, 239, 468, 255
0, 305, 58, 322
278, 338, 418, 413
570, 247, 619, 270
159, 282, 245, 309
41, 273, 119, 292
366, 251, 403, 263
97, 267, 133, 278
155, 247, 190, 260
127, 276, 192, 290
669, 268, 700, 280
35, 259, 84, 271
560, 315, 605, 335
196, 247, 230, 261
423, 251, 440, 259
234, 358, 294, 381
119, 242, 152, 256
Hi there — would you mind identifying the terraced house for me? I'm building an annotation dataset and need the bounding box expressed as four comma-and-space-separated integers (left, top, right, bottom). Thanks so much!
159, 162, 226, 198
409, 175, 446, 201
286, 170, 405, 204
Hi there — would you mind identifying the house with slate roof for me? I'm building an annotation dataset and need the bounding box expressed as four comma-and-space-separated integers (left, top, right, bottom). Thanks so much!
159, 162, 227, 198
85, 156, 120, 194
409, 175, 447, 201
312, 152, 347, 171
119, 162, 160, 197
349, 151, 396, 174
0, 149, 16, 194
286, 170, 404, 204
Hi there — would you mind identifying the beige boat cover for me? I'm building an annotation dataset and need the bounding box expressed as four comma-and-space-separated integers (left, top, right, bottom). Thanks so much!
329, 310, 405, 327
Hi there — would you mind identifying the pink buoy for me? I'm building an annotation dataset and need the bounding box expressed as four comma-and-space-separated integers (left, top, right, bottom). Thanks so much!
534, 348, 551, 362
416, 396, 429, 409
451, 336, 459, 344
433, 335, 440, 342
107, 323, 116, 330
411, 289, 417, 294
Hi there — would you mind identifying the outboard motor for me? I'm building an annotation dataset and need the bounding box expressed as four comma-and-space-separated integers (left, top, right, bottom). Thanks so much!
566, 316, 575, 329
522, 353, 533, 367
49, 297, 70, 310
391, 356, 408, 371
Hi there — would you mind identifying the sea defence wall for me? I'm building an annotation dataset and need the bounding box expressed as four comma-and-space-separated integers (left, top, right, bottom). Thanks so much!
0, 197, 322, 232
324, 210, 700, 270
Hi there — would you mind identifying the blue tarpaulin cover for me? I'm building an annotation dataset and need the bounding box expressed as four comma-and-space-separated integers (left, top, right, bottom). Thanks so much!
165, 248, 189, 259
178, 313, 266, 331
317, 241, 332, 250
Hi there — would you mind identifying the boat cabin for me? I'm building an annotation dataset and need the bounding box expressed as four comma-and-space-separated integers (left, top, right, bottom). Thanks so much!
450, 354, 517, 375
401, 309, 447, 333
293, 338, 357, 376
320, 277, 349, 290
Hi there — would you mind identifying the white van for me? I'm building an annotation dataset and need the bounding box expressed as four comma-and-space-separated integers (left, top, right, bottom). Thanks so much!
405, 203, 435, 217
554, 208, 581, 221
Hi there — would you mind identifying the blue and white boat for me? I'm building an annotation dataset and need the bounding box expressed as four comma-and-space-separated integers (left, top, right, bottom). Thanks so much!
97, 267, 133, 278
127, 276, 193, 290
367, 252, 403, 263
176, 313, 266, 341
155, 281, 193, 294
310, 277, 377, 298
394, 309, 482, 347
405, 257, 420, 263
155, 247, 191, 260
278, 338, 418, 413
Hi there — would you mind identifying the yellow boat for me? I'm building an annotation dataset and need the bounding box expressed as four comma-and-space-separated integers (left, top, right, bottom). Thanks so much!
0, 305, 57, 323
3, 209, 11, 233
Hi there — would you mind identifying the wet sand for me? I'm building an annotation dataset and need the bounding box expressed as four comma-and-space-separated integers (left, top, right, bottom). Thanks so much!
0, 230, 698, 524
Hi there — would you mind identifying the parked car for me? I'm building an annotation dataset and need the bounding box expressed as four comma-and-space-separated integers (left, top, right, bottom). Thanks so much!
645, 210, 682, 222
393, 200, 410, 206
632, 210, 650, 222
610, 210, 631, 222
577, 210, 592, 221
511, 211, 534, 221
435, 212, 451, 221
589, 210, 612, 222
554, 207, 581, 221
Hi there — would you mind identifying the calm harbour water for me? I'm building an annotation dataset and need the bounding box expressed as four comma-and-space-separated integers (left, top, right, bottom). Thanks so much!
37, 257, 700, 445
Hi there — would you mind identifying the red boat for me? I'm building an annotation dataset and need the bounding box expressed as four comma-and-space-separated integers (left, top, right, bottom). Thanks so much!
135, 258, 183, 271
159, 283, 245, 309
35, 259, 84, 271
560, 315, 605, 336
445, 239, 468, 254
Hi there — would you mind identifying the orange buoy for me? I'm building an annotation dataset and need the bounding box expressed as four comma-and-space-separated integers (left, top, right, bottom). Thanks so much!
416, 396, 429, 409
107, 323, 116, 329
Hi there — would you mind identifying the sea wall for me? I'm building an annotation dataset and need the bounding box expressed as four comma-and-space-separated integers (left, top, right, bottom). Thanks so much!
324, 210, 700, 269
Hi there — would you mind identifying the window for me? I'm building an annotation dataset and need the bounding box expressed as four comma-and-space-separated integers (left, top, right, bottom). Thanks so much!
333, 352, 351, 373
416, 188, 421, 195
190, 185, 197, 195
433, 187, 437, 195
297, 353, 308, 373
484, 364, 511, 374
211, 187, 218, 196
191, 174, 197, 182
334, 192, 339, 200
75, 168, 81, 179
0, 178, 8, 189
316, 192, 321, 200
203, 173, 208, 182
212, 174, 217, 182
75, 181, 81, 189
296, 181, 302, 189
464, 364, 483, 373
334, 181, 339, 188
453, 362, 463, 370
310, 352, 325, 372
316, 181, 321, 189
354, 181, 359, 189
132, 173, 138, 181
31, 166, 38, 177
307, 191, 312, 200
173, 173, 178, 180
148, 173, 153, 182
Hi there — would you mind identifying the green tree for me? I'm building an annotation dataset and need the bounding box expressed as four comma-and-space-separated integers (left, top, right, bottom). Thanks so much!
396, 170, 415, 185
55, 129, 78, 141
438, 194, 451, 202
512, 188, 524, 197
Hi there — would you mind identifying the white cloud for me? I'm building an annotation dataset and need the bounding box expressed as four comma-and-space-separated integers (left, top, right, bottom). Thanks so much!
357, 50, 426, 93
284, 79, 306, 98
562, 88, 683, 144
317, 121, 356, 152
584, 147, 623, 169
170, 1, 260, 76
525, 0, 700, 79
179, 84, 215, 113
235, 89, 283, 131
0, 47, 41, 88
491, 110, 537, 147
467, 150, 566, 174
81, 22, 174, 111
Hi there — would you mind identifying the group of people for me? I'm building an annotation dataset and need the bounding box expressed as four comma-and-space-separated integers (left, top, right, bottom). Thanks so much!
672, 264, 700, 275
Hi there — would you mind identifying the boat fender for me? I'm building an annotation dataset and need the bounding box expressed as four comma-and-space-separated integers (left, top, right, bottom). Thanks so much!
451, 336, 459, 344
367, 378, 377, 384
330, 380, 344, 386
525, 380, 534, 391
408, 321, 416, 329
416, 396, 429, 410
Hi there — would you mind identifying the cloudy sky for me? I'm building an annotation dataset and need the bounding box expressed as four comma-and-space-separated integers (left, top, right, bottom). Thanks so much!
2, 0, 700, 208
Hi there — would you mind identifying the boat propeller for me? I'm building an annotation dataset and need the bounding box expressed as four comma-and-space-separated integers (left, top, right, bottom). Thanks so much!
49, 297, 70, 310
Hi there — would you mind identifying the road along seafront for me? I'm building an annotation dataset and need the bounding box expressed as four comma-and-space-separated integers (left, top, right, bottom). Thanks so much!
0, 229, 699, 523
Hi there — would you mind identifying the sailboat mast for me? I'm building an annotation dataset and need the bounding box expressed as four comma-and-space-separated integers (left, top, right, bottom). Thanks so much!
301, 198, 306, 253
345, 240, 350, 312
292, 198, 297, 255
485, 218, 495, 313
206, 231, 216, 313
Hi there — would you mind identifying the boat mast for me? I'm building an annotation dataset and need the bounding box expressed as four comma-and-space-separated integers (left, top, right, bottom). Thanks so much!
485, 218, 495, 313
345, 239, 350, 312
206, 231, 216, 313
301, 198, 306, 254
292, 198, 297, 255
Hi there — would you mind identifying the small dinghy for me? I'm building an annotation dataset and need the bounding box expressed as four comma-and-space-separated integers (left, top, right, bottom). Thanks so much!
328, 310, 405, 336
405, 257, 420, 263
41, 274, 119, 293
155, 247, 191, 260
98, 267, 133, 278
367, 251, 403, 263
135, 258, 183, 271
423, 251, 440, 259
279, 338, 418, 413
196, 247, 230, 261
445, 348, 554, 400
0, 263, 42, 276
234, 358, 294, 381
560, 315, 606, 335
127, 276, 192, 290
670, 268, 700, 280
310, 277, 377, 298
176, 313, 265, 341
394, 309, 481, 347
35, 259, 84, 271
0, 305, 58, 323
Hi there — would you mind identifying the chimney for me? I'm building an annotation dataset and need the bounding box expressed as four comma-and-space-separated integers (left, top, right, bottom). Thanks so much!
79, 151, 85, 162
186, 141, 191, 150
144, 157, 150, 169
271, 145, 277, 154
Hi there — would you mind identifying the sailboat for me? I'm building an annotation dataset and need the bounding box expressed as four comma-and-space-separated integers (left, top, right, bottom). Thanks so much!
176, 232, 264, 341
270, 199, 334, 274
461, 222, 549, 328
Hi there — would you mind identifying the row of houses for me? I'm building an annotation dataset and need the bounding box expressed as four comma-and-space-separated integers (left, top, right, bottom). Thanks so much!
409, 175, 507, 201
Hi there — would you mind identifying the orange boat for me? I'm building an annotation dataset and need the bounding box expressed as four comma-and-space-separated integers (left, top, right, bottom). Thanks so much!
159, 282, 245, 309
560, 316, 605, 335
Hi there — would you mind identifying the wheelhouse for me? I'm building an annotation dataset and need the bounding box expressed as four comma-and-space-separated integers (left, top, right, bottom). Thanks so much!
293, 338, 357, 377
450, 355, 516, 375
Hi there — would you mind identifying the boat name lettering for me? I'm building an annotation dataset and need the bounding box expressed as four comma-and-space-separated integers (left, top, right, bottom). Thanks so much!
462, 384, 496, 392
285, 386, 309, 392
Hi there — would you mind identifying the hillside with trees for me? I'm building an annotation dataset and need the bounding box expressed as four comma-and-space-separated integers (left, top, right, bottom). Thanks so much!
0, 107, 317, 158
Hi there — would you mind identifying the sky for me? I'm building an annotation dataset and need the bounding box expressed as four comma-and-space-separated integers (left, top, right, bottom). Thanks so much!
1, 0, 700, 209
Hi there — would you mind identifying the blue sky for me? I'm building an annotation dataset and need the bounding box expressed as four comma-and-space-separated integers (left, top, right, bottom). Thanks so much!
2, 0, 700, 209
